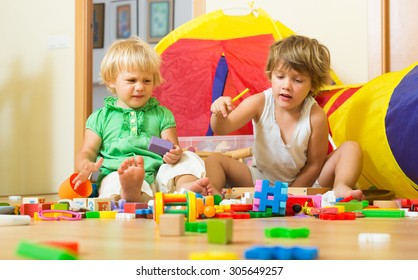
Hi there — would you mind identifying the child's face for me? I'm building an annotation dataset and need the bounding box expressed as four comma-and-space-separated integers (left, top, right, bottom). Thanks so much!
271, 66, 312, 111
110, 69, 154, 109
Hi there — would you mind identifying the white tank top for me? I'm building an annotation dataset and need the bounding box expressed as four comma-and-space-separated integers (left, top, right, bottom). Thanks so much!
251, 88, 316, 183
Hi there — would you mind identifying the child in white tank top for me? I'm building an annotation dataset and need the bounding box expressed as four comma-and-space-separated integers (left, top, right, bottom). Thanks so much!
205, 35, 364, 200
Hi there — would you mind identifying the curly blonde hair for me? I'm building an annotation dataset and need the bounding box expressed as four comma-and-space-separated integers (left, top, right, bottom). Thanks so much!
100, 36, 163, 94
265, 35, 331, 97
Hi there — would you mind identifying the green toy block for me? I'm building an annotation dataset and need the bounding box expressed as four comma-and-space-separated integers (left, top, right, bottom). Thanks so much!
86, 211, 100, 218
16, 240, 78, 260
335, 200, 363, 212
207, 219, 233, 244
362, 209, 405, 218
265, 227, 310, 238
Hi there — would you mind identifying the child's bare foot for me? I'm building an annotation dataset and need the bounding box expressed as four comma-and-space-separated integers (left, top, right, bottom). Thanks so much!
117, 156, 145, 202
180, 177, 212, 196
333, 184, 365, 200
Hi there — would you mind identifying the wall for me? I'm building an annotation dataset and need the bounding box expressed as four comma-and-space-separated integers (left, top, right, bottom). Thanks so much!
0, 0, 75, 196
92, 0, 195, 111
206, 0, 370, 84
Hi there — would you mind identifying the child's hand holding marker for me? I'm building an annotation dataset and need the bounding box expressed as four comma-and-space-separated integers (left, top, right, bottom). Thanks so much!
211, 88, 249, 118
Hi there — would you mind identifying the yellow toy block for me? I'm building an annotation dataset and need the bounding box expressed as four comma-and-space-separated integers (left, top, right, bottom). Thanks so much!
189, 251, 238, 260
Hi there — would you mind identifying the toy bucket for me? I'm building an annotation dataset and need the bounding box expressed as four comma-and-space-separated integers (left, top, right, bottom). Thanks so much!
58, 173, 92, 199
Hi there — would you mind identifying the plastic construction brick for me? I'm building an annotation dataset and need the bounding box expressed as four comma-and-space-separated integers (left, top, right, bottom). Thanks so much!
215, 212, 251, 219
189, 251, 238, 260
148, 136, 173, 156
185, 221, 207, 233
16, 240, 78, 260
318, 212, 356, 220
335, 200, 364, 212
361, 209, 405, 218
265, 227, 310, 238
253, 180, 288, 215
244, 245, 318, 260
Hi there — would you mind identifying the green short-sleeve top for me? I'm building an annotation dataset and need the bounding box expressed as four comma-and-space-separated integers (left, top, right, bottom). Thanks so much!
86, 96, 176, 186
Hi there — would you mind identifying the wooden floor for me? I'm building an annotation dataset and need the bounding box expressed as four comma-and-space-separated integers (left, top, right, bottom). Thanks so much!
2, 205, 418, 260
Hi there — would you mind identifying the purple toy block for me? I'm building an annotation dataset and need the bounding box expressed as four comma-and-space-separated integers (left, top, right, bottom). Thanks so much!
148, 136, 174, 156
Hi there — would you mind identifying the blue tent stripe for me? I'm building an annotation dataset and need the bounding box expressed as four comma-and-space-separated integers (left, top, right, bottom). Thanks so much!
386, 65, 418, 184
206, 56, 228, 136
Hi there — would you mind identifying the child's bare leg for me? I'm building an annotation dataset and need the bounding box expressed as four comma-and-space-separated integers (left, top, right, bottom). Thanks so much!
118, 156, 145, 202
174, 175, 215, 195
319, 141, 364, 200
204, 153, 253, 194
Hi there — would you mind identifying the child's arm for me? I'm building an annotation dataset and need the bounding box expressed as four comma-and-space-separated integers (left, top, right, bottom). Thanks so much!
72, 130, 103, 189
290, 105, 329, 187
210, 93, 264, 135
160, 127, 182, 165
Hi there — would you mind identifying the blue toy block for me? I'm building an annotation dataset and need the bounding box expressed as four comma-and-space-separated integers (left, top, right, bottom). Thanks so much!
244, 245, 318, 260
253, 180, 288, 215
148, 136, 173, 156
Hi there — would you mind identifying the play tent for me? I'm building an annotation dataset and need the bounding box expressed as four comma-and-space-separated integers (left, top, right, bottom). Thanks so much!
153, 8, 340, 137
316, 62, 418, 198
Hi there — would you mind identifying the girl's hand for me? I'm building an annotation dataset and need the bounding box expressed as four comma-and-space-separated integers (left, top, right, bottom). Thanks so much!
210, 96, 235, 118
72, 157, 104, 190
163, 144, 182, 165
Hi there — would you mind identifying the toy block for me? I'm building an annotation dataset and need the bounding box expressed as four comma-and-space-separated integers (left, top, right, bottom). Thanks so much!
309, 207, 339, 215
16, 240, 78, 260
99, 211, 117, 219
72, 198, 88, 209
86, 211, 100, 218
87, 198, 111, 211
124, 202, 148, 214
288, 187, 330, 196
244, 245, 318, 260
253, 180, 288, 215
189, 251, 238, 260
335, 200, 364, 212
215, 212, 251, 219
116, 213, 136, 220
41, 241, 79, 254
185, 221, 207, 233
361, 209, 405, 218
20, 203, 40, 217
265, 227, 310, 238
148, 136, 173, 156
159, 214, 185, 236
230, 204, 253, 212
225, 187, 255, 199
52, 203, 69, 211
207, 219, 233, 244
318, 212, 356, 220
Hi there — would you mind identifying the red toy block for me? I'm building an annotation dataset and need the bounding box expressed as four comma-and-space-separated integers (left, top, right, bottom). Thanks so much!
123, 203, 148, 214
318, 212, 356, 220
230, 204, 253, 212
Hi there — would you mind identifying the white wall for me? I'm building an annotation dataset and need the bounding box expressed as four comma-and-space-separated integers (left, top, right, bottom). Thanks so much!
206, 0, 369, 84
0, 0, 75, 196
